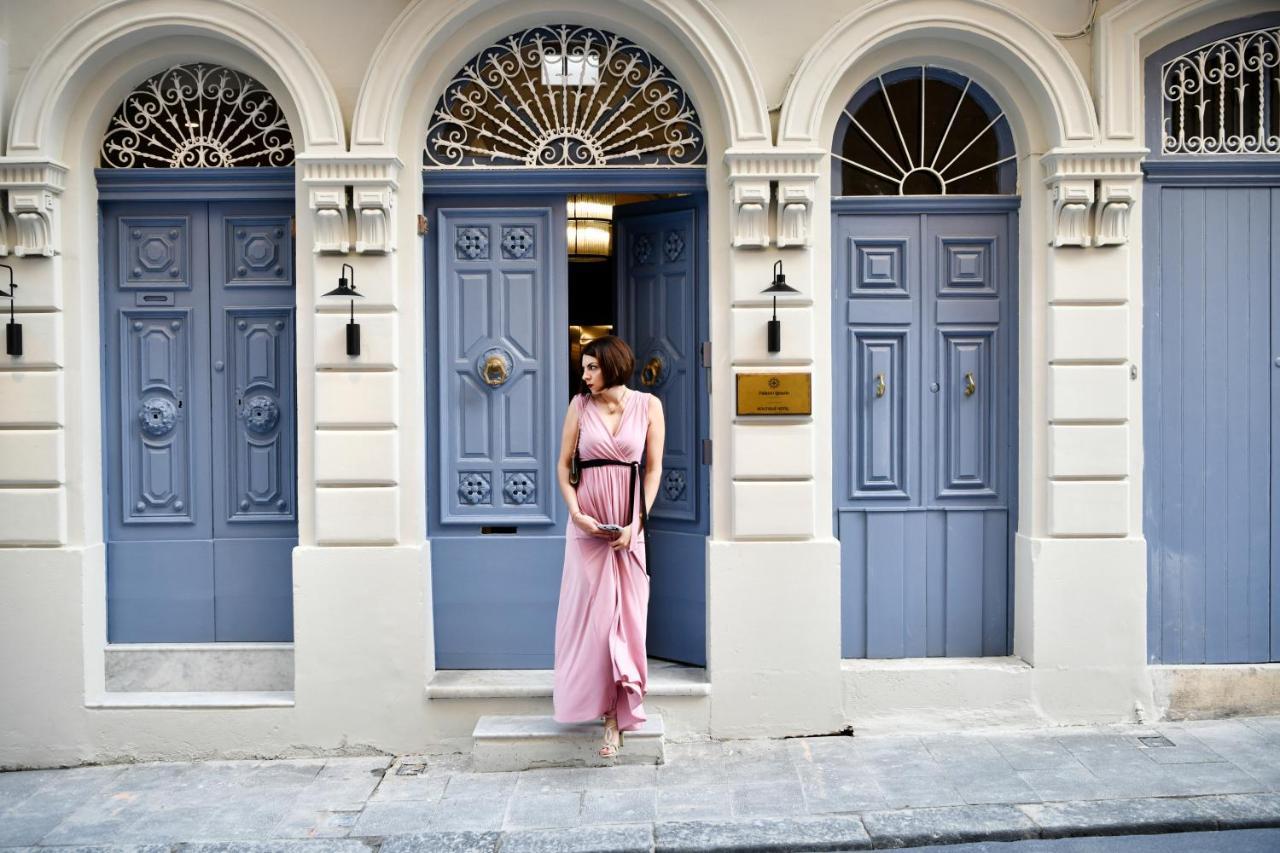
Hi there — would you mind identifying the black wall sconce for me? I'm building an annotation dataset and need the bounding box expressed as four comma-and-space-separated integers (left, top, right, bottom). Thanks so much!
761, 259, 798, 353
0, 264, 20, 357
323, 263, 363, 356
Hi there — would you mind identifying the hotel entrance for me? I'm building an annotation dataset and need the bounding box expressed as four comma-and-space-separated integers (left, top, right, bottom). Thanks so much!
418, 22, 712, 671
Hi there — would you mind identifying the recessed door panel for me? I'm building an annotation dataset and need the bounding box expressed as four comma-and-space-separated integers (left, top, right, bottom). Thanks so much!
438, 208, 557, 525
937, 329, 997, 498
851, 329, 909, 499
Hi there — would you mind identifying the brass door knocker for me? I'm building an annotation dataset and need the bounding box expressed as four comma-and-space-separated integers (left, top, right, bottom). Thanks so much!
641, 355, 663, 387
478, 347, 513, 387
964, 371, 977, 397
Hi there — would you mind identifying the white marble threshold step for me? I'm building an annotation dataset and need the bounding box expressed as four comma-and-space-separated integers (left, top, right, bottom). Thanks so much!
472, 714, 664, 771
86, 691, 295, 709
427, 659, 709, 700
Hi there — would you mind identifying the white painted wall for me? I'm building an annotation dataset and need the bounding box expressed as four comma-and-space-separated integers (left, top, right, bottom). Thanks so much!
0, 0, 1272, 769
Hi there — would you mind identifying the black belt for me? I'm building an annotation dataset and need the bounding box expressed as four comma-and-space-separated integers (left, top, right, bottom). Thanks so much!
578, 458, 648, 556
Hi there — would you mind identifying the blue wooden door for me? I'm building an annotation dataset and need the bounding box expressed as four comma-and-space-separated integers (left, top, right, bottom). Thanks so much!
833, 204, 1016, 658
1144, 184, 1279, 663
427, 198, 568, 668
103, 200, 296, 642
616, 197, 708, 666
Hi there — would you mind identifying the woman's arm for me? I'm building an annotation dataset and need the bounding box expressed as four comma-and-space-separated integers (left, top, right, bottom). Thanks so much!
642, 394, 666, 515
557, 398, 603, 536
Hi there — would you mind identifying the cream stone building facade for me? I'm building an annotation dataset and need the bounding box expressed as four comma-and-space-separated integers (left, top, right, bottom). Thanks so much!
1, 0, 1278, 769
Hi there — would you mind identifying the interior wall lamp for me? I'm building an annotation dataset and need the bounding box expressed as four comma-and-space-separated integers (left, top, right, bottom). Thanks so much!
0, 264, 20, 357
323, 263, 363, 356
761, 259, 798, 354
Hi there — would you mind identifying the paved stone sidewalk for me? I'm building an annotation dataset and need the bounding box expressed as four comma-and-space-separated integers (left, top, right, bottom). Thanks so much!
3, 716, 1280, 851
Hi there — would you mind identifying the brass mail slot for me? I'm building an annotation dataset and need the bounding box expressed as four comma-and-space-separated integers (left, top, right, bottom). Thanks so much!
735, 372, 812, 416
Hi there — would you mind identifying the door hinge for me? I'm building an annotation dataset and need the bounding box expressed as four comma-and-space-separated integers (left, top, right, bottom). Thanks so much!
417, 214, 429, 236
290, 217, 296, 237
700, 341, 712, 367
702, 438, 712, 466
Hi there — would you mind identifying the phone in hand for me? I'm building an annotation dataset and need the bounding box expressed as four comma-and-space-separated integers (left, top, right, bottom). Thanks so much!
596, 523, 623, 540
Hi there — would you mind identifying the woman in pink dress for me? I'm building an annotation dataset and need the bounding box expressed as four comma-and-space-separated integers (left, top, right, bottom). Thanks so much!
552, 335, 665, 758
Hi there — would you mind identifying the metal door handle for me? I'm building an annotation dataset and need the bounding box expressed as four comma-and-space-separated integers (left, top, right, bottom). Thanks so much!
874, 373, 886, 398
964, 371, 976, 397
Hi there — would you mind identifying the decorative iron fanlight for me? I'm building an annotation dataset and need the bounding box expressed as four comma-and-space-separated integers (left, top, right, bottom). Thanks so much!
100, 63, 294, 168
424, 24, 705, 168
566, 194, 613, 262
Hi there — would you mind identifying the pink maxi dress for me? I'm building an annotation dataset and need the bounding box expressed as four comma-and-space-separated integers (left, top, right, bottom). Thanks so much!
552, 389, 650, 731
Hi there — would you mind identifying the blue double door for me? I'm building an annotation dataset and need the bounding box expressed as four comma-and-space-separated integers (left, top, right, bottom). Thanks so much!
102, 200, 297, 642
833, 203, 1017, 658
426, 193, 708, 668
1144, 181, 1280, 663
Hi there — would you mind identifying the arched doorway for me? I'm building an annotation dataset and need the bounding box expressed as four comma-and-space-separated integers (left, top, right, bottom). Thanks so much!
423, 25, 710, 668
1143, 13, 1280, 664
98, 63, 299, 642
831, 66, 1018, 658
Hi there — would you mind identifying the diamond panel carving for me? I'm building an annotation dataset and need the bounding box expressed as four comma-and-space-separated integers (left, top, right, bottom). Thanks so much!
501, 226, 535, 259
456, 226, 490, 260
458, 472, 492, 505
503, 472, 537, 505
664, 230, 685, 261
632, 234, 652, 265
662, 469, 687, 501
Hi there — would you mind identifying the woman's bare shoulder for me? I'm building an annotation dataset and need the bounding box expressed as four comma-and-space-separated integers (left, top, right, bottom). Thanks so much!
647, 393, 663, 414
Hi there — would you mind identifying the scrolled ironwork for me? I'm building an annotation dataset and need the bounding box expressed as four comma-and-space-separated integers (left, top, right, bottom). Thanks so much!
101, 64, 294, 168
1161, 26, 1280, 156
425, 24, 705, 168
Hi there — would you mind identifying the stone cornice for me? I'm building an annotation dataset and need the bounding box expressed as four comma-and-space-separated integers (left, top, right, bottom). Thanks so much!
1040, 147, 1146, 183
297, 156, 401, 254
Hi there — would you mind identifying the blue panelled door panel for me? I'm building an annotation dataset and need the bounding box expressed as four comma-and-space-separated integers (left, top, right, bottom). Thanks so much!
833, 207, 1016, 659
616, 197, 709, 667
103, 200, 296, 643
1144, 184, 1277, 664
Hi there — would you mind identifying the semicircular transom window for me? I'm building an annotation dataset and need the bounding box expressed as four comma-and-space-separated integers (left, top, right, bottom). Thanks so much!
832, 67, 1016, 196
100, 64, 294, 168
1160, 24, 1280, 156
424, 24, 706, 168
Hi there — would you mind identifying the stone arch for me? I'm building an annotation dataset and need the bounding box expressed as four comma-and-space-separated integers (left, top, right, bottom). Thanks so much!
1095, 0, 1278, 144
351, 0, 769, 155
6, 0, 344, 159
779, 0, 1098, 150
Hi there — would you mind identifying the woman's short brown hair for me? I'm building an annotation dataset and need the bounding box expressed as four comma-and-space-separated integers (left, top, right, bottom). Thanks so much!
580, 335, 635, 392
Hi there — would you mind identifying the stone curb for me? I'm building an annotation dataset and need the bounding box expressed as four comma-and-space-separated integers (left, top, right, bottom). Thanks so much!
4, 794, 1280, 852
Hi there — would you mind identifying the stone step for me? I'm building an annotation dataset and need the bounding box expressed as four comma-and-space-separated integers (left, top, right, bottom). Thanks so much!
472, 714, 665, 771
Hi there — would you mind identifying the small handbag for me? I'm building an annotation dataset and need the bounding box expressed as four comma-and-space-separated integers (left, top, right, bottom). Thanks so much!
569, 404, 582, 487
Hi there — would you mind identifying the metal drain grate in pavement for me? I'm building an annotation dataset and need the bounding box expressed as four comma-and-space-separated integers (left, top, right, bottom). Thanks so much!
1138, 734, 1176, 748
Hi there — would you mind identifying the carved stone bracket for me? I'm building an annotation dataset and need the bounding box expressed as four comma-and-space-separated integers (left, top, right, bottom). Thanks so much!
731, 180, 770, 248
0, 198, 10, 256
297, 155, 401, 255
1041, 148, 1144, 248
354, 186, 394, 254
0, 159, 66, 257
1094, 181, 1136, 248
725, 148, 822, 249
308, 186, 349, 254
776, 182, 814, 248
1049, 179, 1095, 248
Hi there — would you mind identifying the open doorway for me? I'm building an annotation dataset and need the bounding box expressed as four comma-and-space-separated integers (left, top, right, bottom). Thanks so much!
425, 186, 708, 670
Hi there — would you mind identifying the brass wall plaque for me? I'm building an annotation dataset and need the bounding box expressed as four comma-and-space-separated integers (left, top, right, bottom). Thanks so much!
735, 372, 812, 416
